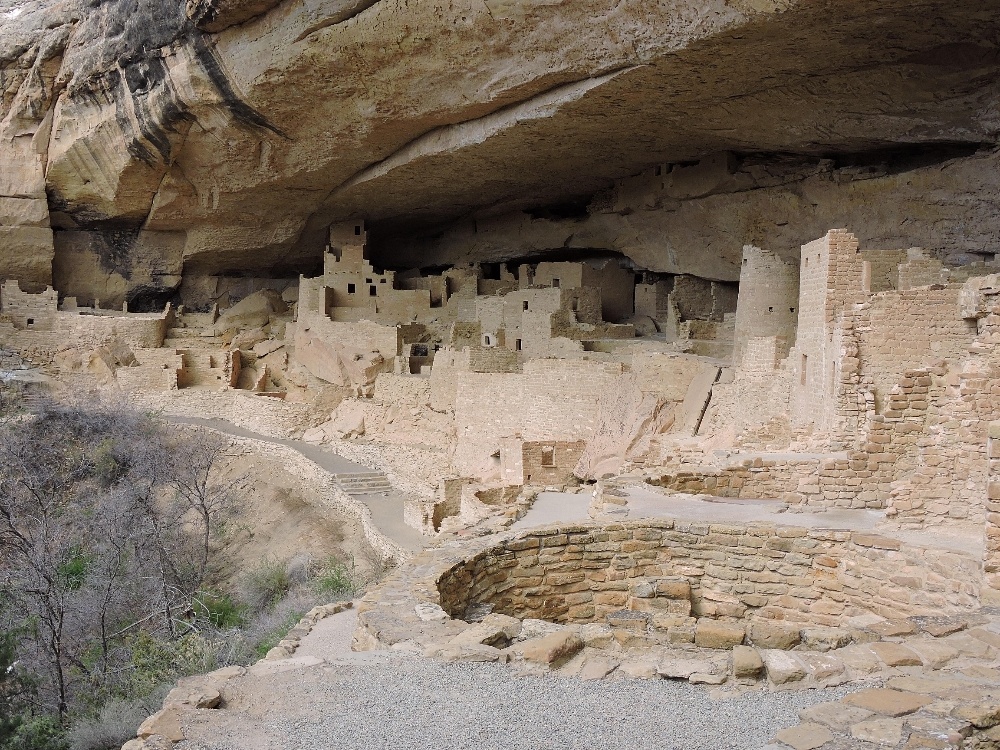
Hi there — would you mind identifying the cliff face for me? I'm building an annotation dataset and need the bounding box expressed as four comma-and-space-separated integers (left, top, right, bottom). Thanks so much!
2, 0, 1000, 305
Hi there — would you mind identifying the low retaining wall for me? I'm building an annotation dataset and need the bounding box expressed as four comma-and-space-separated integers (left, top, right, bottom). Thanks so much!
354, 518, 982, 651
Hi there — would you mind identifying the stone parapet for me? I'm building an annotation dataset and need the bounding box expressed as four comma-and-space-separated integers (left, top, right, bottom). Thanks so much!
354, 519, 982, 653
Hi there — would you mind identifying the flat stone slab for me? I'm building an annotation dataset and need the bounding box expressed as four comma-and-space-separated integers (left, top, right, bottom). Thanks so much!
844, 688, 934, 717
799, 702, 874, 731
850, 717, 904, 745
868, 620, 918, 637
579, 655, 618, 681
871, 641, 923, 667
774, 723, 834, 750
888, 675, 977, 696
906, 640, 959, 669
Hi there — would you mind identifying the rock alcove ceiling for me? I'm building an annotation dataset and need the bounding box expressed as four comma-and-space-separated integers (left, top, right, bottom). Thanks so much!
1, 0, 1000, 305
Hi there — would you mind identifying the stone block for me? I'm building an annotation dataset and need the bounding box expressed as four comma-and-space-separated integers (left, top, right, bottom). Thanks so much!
799, 702, 874, 731
138, 708, 186, 742
748, 620, 801, 649
732, 645, 764, 678
579, 655, 618, 681
850, 718, 904, 746
774, 723, 834, 750
800, 627, 852, 652
510, 630, 583, 665
902, 641, 959, 669
761, 650, 806, 685
844, 689, 933, 717
952, 701, 1000, 729
871, 642, 923, 667
695, 620, 745, 649
607, 609, 650, 632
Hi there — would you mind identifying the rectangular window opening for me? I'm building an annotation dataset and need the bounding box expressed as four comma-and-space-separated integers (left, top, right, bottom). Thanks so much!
26, 318, 34, 326
515, 339, 522, 351
354, 225, 361, 235
522, 301, 529, 311
552, 278, 560, 288
541, 446, 555, 467
347, 283, 356, 294
369, 285, 377, 296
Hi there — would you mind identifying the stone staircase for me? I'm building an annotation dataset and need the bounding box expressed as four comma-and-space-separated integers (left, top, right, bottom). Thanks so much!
163, 312, 218, 349
335, 471, 394, 495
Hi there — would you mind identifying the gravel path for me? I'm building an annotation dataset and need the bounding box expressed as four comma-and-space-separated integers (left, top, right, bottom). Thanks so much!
178, 658, 854, 750
177, 611, 856, 750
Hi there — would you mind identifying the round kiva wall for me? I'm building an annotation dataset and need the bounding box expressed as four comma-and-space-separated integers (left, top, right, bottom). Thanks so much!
436, 520, 981, 630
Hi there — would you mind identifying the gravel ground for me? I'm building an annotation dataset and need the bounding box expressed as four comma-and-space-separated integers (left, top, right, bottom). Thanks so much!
178, 655, 857, 750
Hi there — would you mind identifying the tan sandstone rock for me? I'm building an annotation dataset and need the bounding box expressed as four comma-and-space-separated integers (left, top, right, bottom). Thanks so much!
774, 723, 834, 750
510, 631, 583, 665
844, 689, 933, 717
694, 620, 745, 650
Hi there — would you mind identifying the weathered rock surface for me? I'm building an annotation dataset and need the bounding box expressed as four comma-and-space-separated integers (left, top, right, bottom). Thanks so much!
3, 0, 1000, 304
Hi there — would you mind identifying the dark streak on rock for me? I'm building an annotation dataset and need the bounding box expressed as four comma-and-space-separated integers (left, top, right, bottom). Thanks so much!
192, 35, 288, 140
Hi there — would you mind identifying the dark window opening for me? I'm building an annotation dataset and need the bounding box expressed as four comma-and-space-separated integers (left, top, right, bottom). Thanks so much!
380, 278, 387, 283
481, 263, 501, 280
515, 339, 522, 351
354, 225, 361, 235
790, 307, 795, 313
26, 318, 34, 326
541, 446, 555, 467
655, 165, 662, 176
768, 306, 773, 312
522, 301, 529, 311
347, 283, 356, 294
552, 278, 560, 288
366, 278, 372, 283
369, 285, 377, 296
571, 299, 579, 312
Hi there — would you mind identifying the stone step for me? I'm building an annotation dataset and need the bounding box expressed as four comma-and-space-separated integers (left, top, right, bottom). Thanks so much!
335, 472, 393, 495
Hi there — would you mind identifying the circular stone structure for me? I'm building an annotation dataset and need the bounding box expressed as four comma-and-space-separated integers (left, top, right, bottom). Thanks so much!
354, 518, 983, 655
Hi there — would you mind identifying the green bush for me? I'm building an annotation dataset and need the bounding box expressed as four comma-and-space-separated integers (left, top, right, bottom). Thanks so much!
1, 716, 67, 750
241, 560, 292, 613
311, 557, 356, 599
195, 592, 246, 629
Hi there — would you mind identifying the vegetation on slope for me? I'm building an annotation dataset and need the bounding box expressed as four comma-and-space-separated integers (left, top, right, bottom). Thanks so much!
0, 388, 370, 750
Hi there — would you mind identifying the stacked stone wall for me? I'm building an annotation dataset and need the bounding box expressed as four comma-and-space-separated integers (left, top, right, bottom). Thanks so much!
852, 286, 975, 410
732, 246, 798, 364
435, 521, 981, 629
452, 359, 623, 477
985, 423, 1000, 604
0, 310, 170, 360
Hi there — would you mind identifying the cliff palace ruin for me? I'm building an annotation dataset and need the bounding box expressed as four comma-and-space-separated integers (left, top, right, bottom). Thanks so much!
4, 0, 1000, 748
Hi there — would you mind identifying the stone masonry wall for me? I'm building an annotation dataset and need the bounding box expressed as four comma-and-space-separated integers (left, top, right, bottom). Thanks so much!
985, 422, 1000, 605
435, 520, 981, 629
851, 285, 975, 411
0, 309, 171, 360
453, 359, 624, 477
732, 246, 798, 364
